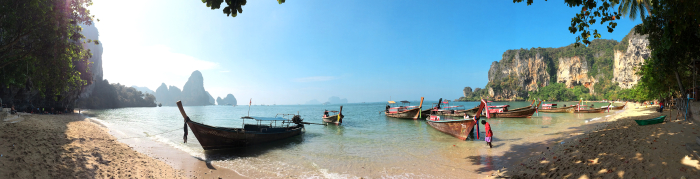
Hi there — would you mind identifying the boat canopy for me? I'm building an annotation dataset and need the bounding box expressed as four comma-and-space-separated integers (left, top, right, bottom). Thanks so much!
400, 100, 410, 104
241, 116, 290, 121
388, 101, 396, 104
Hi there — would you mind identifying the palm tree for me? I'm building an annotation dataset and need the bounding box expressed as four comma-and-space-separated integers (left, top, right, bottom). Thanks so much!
616, 0, 652, 21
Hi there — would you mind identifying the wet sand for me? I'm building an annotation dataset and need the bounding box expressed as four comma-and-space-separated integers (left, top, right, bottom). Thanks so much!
0, 113, 243, 178
490, 106, 700, 178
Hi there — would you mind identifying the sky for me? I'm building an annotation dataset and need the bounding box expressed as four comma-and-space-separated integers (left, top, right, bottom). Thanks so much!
89, 0, 642, 105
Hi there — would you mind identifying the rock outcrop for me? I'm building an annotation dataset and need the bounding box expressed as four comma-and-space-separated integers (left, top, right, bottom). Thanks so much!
216, 94, 237, 105
557, 56, 597, 93
481, 38, 626, 100
327, 96, 348, 104
78, 24, 104, 100
613, 29, 650, 89
180, 71, 212, 106
153, 71, 213, 106
463, 87, 472, 97
487, 50, 550, 101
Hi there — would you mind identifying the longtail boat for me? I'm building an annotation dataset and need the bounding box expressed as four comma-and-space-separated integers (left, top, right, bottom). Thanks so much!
486, 100, 540, 118
538, 103, 575, 113
454, 106, 480, 116
322, 106, 344, 125
429, 98, 467, 116
177, 101, 323, 150
601, 102, 627, 110
385, 97, 425, 119
573, 105, 606, 113
510, 100, 535, 111
426, 100, 486, 140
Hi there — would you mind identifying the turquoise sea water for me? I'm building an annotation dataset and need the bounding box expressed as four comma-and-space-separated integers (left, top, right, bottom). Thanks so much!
83, 101, 618, 178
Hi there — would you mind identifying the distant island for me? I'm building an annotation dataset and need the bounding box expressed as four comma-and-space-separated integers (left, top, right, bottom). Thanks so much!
216, 94, 238, 106
155, 71, 215, 106
305, 96, 348, 105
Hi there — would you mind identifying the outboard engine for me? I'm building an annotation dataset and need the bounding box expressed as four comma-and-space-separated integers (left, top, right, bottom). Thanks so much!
292, 115, 303, 125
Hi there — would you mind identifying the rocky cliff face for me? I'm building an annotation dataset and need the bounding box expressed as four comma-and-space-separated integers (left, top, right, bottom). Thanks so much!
154, 71, 213, 106
480, 38, 626, 101
613, 29, 650, 89
78, 24, 104, 100
180, 71, 212, 106
557, 56, 597, 93
487, 50, 550, 101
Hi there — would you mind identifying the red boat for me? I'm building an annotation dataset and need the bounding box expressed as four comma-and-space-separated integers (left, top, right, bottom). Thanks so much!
426, 100, 487, 140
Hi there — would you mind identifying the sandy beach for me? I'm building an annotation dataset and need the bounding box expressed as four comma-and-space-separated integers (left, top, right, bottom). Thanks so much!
490, 106, 700, 178
0, 113, 243, 179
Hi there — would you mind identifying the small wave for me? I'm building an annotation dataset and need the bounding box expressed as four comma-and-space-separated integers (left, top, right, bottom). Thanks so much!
150, 135, 205, 159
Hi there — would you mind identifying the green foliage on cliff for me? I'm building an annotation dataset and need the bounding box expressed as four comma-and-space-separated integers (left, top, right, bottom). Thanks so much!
528, 83, 593, 101
483, 38, 626, 101
457, 88, 489, 101
79, 80, 157, 109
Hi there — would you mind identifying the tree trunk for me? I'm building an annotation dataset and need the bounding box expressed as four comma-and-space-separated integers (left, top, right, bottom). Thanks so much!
675, 71, 686, 96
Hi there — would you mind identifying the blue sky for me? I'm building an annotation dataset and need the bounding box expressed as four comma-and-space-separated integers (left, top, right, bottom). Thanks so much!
90, 0, 642, 105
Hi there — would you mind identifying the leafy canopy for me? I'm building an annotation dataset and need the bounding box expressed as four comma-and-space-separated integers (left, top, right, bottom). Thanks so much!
514, 0, 622, 47
1, 0, 97, 101
200, 0, 286, 18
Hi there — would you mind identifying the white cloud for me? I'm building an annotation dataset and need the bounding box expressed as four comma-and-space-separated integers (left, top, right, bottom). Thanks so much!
102, 45, 218, 89
293, 76, 337, 82
220, 70, 230, 73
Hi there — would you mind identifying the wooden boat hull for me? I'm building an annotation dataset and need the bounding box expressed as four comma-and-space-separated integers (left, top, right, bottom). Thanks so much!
490, 108, 536, 118
539, 106, 575, 113
635, 116, 665, 126
611, 105, 625, 110
574, 108, 606, 113
322, 114, 344, 124
509, 105, 532, 112
186, 120, 303, 150
426, 117, 476, 140
386, 107, 423, 119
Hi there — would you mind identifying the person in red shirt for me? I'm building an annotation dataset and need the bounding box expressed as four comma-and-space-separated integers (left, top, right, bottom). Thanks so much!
482, 120, 493, 148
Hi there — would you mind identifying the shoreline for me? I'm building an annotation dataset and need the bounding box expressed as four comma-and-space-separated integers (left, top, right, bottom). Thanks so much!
3, 105, 664, 178
489, 106, 700, 178
0, 113, 245, 179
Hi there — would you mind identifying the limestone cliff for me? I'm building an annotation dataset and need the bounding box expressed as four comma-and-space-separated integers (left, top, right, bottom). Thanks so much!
154, 71, 213, 106
486, 50, 551, 101
180, 71, 213, 106
216, 94, 238, 105
557, 56, 597, 93
613, 29, 650, 89
477, 38, 622, 101
78, 24, 104, 100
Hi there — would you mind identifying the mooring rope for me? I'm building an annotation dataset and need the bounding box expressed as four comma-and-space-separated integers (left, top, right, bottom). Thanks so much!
116, 127, 183, 140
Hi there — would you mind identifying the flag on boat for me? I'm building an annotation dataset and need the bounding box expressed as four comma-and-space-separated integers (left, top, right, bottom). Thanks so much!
249, 98, 252, 106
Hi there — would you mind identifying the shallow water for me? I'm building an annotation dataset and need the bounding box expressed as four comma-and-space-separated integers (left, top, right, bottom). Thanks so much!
84, 101, 617, 178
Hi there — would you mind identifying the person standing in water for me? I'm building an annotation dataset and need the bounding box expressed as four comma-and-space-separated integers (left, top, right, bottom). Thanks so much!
482, 120, 493, 148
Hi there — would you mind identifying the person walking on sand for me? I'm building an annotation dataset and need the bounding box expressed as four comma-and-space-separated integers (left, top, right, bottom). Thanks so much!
482, 120, 493, 148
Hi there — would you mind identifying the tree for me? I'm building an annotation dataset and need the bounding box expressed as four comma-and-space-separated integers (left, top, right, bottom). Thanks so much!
514, 0, 622, 47
1, 0, 96, 101
617, 0, 652, 21
200, 0, 286, 18
636, 0, 700, 97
